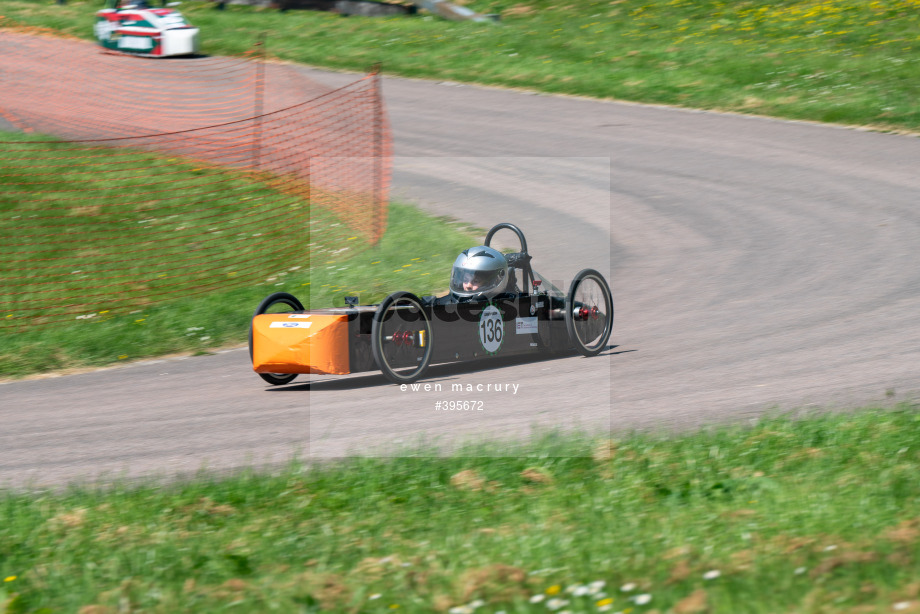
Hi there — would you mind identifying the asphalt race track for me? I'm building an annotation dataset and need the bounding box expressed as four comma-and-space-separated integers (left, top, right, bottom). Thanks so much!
3, 63, 920, 488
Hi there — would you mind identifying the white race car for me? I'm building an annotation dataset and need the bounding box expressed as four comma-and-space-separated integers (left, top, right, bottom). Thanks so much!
95, 0, 199, 57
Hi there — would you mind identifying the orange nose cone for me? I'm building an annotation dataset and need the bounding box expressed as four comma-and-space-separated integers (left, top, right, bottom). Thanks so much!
251, 313, 350, 375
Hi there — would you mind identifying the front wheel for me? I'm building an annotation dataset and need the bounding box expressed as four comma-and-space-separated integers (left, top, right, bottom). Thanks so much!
249, 292, 304, 386
564, 269, 613, 357
371, 292, 433, 384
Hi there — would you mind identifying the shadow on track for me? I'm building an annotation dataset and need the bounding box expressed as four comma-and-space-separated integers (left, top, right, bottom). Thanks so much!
264, 345, 634, 392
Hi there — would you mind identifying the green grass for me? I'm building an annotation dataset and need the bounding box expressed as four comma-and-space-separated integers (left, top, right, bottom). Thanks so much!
2, 407, 920, 613
1, 0, 920, 131
0, 132, 316, 322
0, 134, 478, 378
0, 199, 476, 378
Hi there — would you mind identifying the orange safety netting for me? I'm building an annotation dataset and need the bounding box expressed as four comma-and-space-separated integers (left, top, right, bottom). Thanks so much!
0, 30, 391, 328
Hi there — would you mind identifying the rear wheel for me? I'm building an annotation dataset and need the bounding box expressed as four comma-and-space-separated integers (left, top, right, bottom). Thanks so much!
371, 292, 433, 384
564, 269, 613, 356
249, 292, 304, 386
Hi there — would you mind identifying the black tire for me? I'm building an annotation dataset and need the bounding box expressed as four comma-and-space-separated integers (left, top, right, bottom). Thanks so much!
249, 292, 305, 386
564, 269, 613, 357
371, 292, 433, 384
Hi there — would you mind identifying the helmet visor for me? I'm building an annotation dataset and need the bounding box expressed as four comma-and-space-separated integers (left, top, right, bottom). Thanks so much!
450, 267, 504, 295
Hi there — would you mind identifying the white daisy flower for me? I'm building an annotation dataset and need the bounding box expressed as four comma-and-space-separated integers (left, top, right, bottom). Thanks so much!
634, 594, 652, 605
620, 583, 636, 592
703, 570, 721, 580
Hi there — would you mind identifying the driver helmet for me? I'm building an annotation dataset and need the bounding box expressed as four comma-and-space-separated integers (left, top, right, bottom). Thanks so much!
450, 246, 509, 300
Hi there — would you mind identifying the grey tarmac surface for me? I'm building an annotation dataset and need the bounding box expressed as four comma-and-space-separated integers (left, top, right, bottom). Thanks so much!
3, 66, 920, 488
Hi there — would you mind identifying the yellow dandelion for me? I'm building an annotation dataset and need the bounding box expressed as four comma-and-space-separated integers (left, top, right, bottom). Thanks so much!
546, 584, 562, 595
4, 576, 16, 582
597, 598, 614, 607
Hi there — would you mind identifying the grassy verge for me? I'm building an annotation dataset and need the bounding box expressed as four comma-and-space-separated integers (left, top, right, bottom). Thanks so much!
1, 406, 919, 612
1, 0, 919, 131
0, 134, 478, 378
0, 200, 476, 378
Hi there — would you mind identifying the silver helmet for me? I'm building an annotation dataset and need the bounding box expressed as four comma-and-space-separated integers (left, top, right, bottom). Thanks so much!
450, 246, 509, 299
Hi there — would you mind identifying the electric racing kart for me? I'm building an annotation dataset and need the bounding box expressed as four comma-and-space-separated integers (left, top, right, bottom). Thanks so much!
249, 223, 614, 385
95, 0, 199, 57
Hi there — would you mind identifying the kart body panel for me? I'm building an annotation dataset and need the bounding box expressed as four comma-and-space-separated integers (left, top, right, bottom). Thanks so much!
251, 313, 351, 376
252, 290, 595, 376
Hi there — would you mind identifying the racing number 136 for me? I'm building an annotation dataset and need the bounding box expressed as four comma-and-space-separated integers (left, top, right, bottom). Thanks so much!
479, 305, 503, 353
